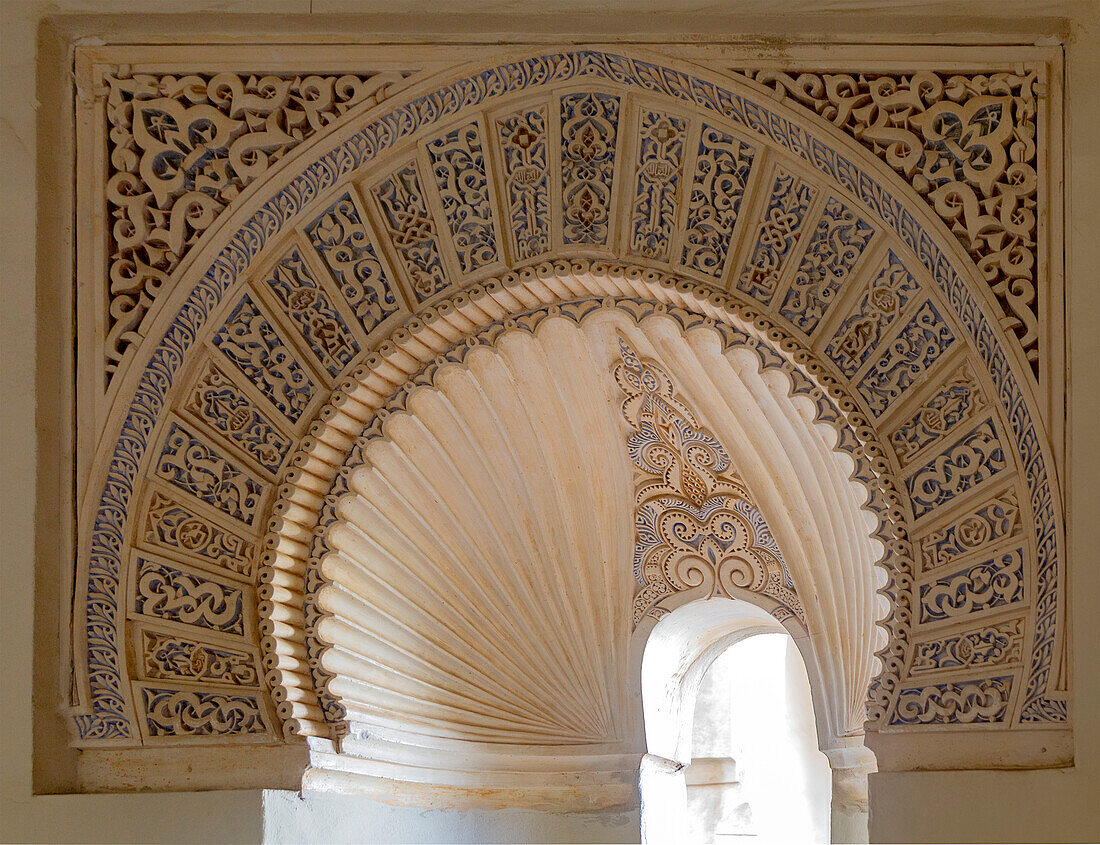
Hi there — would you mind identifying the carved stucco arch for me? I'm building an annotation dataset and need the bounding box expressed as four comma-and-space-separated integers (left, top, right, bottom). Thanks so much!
69, 46, 1068, 788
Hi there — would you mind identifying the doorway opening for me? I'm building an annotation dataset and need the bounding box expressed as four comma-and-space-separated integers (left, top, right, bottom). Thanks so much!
684, 631, 830, 843
639, 597, 870, 844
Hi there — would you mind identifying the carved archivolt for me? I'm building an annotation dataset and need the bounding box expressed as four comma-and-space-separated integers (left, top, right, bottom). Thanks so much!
249, 292, 891, 799
68, 47, 1067, 781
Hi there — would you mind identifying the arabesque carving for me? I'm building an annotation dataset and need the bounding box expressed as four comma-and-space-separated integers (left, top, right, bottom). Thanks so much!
745, 69, 1042, 370
103, 70, 413, 378
918, 547, 1024, 623
916, 488, 1021, 572
891, 676, 1013, 725
139, 687, 267, 738
910, 618, 1024, 674
141, 490, 257, 579
139, 630, 259, 686
69, 48, 1067, 769
614, 338, 805, 625
134, 556, 246, 636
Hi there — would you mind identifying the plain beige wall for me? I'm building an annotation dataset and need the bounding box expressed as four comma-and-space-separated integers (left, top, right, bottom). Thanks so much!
2, 1, 1097, 842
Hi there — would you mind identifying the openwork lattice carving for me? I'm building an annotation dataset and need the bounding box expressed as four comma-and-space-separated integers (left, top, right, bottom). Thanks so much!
133, 556, 246, 636
916, 488, 1021, 573
103, 69, 412, 377
737, 167, 817, 303
614, 338, 804, 626
560, 92, 620, 245
139, 630, 259, 686
744, 69, 1043, 369
910, 618, 1024, 674
918, 547, 1024, 623
154, 423, 264, 525
141, 490, 257, 579
139, 687, 267, 737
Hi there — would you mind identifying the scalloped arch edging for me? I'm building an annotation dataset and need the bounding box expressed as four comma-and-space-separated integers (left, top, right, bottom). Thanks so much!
254, 263, 906, 746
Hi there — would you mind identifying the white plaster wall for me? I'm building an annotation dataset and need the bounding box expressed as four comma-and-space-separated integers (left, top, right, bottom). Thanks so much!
262, 791, 639, 844
2, 2, 1098, 844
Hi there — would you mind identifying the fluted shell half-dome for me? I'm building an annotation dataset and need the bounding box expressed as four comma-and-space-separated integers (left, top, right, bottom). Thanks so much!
316, 315, 638, 746
312, 309, 882, 749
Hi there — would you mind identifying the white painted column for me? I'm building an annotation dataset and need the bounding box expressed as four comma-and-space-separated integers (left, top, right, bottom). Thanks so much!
824, 745, 877, 844
639, 753, 687, 844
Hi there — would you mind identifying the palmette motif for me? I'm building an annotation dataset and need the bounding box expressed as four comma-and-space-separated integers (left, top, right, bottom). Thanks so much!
560, 93, 620, 245
615, 337, 803, 625
680, 126, 755, 277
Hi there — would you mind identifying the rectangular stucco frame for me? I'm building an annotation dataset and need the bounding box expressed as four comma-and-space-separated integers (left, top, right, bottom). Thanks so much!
8, 8, 1096, 841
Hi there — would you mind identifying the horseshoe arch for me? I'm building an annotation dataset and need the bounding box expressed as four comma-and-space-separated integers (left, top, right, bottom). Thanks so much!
65, 45, 1068, 799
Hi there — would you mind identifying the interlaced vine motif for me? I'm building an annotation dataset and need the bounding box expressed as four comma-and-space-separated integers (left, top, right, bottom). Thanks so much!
140, 687, 267, 737
614, 337, 804, 626
103, 69, 413, 380
891, 676, 1013, 725
680, 126, 755, 278
910, 618, 1024, 674
140, 631, 259, 686
142, 490, 257, 580
629, 112, 687, 260
743, 69, 1043, 370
